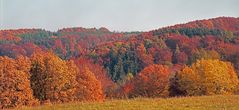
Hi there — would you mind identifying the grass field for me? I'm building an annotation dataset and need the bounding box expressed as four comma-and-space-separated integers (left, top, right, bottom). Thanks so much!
21, 95, 239, 110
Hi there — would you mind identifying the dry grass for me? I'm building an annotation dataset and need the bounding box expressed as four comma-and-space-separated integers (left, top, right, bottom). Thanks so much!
20, 95, 239, 110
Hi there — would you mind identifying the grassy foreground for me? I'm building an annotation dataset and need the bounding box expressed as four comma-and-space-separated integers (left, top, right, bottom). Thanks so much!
21, 95, 239, 110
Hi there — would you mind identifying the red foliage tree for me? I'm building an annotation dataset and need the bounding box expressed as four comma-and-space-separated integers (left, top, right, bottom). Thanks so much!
129, 64, 170, 98
136, 44, 154, 67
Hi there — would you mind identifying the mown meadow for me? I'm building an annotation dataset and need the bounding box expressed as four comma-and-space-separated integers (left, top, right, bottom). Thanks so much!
21, 95, 239, 110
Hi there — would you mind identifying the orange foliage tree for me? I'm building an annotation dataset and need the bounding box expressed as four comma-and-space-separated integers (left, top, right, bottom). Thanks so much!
30, 52, 78, 103
73, 57, 114, 96
0, 56, 39, 109
75, 67, 104, 101
129, 64, 170, 98
175, 59, 239, 96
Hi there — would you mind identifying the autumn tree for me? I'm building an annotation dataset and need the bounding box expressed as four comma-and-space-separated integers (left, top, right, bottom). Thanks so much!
75, 67, 104, 101
30, 52, 77, 103
174, 59, 239, 96
136, 44, 154, 67
0, 56, 38, 109
73, 57, 114, 97
190, 49, 220, 64
154, 48, 173, 66
115, 73, 134, 98
129, 64, 170, 98
173, 45, 188, 64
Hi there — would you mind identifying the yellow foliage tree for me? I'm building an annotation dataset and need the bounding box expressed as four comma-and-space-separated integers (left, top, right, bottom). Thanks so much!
0, 56, 39, 109
177, 59, 239, 96
30, 52, 77, 103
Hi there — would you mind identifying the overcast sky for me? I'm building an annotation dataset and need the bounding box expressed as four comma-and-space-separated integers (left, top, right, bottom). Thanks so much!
0, 0, 238, 32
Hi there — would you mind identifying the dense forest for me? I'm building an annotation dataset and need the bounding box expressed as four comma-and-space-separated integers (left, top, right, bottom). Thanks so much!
1, 17, 239, 109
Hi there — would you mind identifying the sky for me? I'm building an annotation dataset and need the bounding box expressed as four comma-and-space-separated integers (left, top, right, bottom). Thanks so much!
0, 0, 238, 32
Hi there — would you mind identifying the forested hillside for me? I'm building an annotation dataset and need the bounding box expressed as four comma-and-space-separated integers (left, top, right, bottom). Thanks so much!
1, 17, 239, 109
